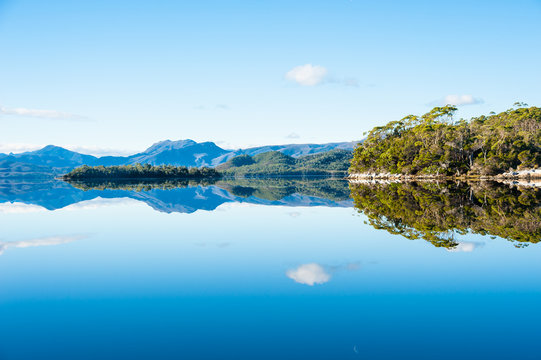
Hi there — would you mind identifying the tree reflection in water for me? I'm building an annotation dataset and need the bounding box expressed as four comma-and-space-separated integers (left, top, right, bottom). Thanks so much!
349, 181, 540, 248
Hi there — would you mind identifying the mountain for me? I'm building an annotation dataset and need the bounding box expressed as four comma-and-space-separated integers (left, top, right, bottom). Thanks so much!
212, 141, 357, 165
10, 145, 98, 169
125, 139, 230, 167
0, 139, 359, 177
2, 145, 99, 176
244, 141, 356, 157
0, 159, 56, 179
124, 139, 357, 167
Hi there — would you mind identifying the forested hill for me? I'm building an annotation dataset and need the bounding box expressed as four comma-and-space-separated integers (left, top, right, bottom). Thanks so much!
62, 164, 220, 180
217, 149, 352, 176
349, 104, 541, 177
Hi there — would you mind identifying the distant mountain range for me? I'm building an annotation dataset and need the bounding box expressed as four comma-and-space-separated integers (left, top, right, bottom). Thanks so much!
0, 139, 358, 178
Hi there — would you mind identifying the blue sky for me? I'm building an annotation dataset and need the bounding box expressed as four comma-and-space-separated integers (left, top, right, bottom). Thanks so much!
0, 0, 540, 155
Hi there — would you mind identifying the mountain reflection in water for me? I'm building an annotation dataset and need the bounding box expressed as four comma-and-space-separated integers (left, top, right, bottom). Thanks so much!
2, 178, 539, 247
350, 180, 540, 248
0, 178, 353, 214
1, 178, 539, 360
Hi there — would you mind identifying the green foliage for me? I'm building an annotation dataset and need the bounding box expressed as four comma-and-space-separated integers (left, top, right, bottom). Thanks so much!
217, 150, 352, 176
350, 105, 541, 176
253, 151, 296, 165
217, 178, 351, 201
65, 177, 351, 202
66, 179, 217, 191
230, 154, 256, 167
62, 164, 221, 180
350, 181, 541, 247
300, 150, 353, 171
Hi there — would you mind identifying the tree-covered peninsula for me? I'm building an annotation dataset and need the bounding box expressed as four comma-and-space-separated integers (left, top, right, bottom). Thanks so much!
350, 104, 541, 177
217, 149, 352, 177
62, 164, 221, 180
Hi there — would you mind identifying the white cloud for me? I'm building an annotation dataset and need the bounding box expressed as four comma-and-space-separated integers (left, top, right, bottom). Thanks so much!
447, 241, 485, 253
286, 132, 300, 139
285, 64, 328, 86
285, 64, 359, 87
443, 95, 483, 106
214, 141, 239, 151
0, 105, 87, 120
286, 263, 331, 285
64, 145, 135, 157
0, 143, 134, 156
0, 234, 88, 256
0, 143, 44, 154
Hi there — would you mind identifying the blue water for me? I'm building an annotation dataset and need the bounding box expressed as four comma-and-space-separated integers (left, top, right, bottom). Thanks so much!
0, 180, 540, 359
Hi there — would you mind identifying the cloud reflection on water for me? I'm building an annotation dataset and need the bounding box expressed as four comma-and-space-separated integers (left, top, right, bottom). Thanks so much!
286, 263, 331, 286
447, 241, 485, 253
286, 261, 361, 286
0, 235, 88, 256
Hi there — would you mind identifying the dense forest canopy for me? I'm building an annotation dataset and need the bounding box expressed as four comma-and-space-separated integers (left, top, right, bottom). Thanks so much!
350, 181, 540, 247
63, 164, 221, 180
217, 149, 352, 176
350, 104, 541, 176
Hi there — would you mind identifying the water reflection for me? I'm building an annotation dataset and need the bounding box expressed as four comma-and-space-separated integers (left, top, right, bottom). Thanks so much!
0, 178, 353, 214
2, 178, 539, 247
0, 235, 87, 256
446, 241, 485, 252
350, 181, 540, 248
287, 263, 331, 285
286, 262, 361, 286
1, 178, 540, 359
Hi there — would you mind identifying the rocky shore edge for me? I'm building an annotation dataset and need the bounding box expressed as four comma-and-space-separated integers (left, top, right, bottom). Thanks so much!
347, 169, 541, 188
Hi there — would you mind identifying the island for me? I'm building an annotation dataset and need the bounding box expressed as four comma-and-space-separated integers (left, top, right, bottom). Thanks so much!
349, 104, 540, 180
61, 164, 221, 180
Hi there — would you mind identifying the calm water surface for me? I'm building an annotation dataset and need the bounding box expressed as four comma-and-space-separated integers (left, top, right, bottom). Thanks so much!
0, 179, 539, 359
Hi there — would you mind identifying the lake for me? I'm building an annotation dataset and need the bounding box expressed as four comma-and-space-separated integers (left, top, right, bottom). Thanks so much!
0, 178, 540, 359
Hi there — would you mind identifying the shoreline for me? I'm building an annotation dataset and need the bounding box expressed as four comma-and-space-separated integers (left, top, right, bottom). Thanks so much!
347, 170, 541, 188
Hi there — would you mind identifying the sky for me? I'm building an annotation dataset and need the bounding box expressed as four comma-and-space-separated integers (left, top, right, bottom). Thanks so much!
0, 0, 540, 155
